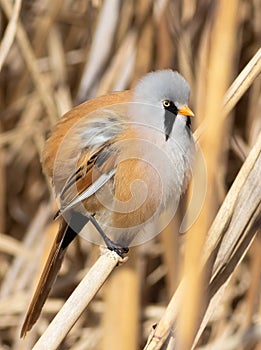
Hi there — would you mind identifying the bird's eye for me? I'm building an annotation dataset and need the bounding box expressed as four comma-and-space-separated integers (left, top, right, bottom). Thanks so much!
162, 100, 171, 108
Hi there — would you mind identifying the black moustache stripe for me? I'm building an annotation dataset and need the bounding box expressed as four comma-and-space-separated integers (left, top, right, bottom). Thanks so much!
164, 110, 177, 141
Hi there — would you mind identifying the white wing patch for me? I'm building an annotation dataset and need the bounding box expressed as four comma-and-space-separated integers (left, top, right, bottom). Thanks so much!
78, 110, 124, 149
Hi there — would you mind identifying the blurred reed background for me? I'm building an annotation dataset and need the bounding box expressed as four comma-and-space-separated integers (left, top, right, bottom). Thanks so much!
0, 0, 260, 349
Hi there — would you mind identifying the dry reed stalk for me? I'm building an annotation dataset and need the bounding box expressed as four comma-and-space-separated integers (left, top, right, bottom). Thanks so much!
155, 8, 173, 70
0, 0, 22, 71
77, 0, 121, 100
194, 21, 211, 129
144, 120, 261, 350
197, 322, 261, 350
111, 45, 136, 92
160, 215, 180, 297
0, 204, 52, 298
0, 123, 5, 233
194, 144, 261, 347
97, 30, 136, 96
223, 48, 261, 118
0, 233, 31, 259
31, 249, 126, 350
131, 0, 153, 85
0, 0, 58, 124
247, 77, 261, 146
177, 29, 193, 89
102, 251, 140, 350
242, 231, 261, 329
195, 47, 261, 142
115, 0, 134, 45
132, 21, 153, 83
69, 328, 102, 350
47, 26, 73, 115
177, 1, 239, 349
30, 0, 63, 57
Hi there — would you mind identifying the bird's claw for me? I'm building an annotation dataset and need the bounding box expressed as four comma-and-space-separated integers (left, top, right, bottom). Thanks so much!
107, 244, 129, 258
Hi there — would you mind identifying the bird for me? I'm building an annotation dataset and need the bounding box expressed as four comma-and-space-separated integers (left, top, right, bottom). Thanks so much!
20, 69, 195, 337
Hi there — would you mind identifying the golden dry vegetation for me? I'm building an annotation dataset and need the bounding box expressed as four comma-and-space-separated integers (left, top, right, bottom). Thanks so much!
0, 0, 260, 349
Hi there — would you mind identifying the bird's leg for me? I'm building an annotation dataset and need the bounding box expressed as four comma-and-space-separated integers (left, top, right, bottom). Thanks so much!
89, 215, 129, 258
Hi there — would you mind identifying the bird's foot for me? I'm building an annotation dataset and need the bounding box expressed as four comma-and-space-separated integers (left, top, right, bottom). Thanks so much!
107, 242, 129, 258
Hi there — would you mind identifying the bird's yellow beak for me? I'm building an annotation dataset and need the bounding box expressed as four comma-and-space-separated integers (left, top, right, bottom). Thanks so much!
178, 105, 194, 117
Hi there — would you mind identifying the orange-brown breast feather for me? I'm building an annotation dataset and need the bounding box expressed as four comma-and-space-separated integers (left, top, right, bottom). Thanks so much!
112, 158, 161, 229
105, 128, 162, 230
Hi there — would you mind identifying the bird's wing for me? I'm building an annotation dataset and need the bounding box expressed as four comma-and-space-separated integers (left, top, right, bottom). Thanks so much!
58, 140, 119, 214
51, 110, 125, 214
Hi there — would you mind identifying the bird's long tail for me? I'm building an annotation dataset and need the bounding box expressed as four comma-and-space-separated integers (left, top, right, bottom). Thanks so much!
20, 212, 87, 337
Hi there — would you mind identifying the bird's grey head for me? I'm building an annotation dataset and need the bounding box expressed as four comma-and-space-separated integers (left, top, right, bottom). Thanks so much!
133, 70, 190, 105
130, 70, 193, 141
